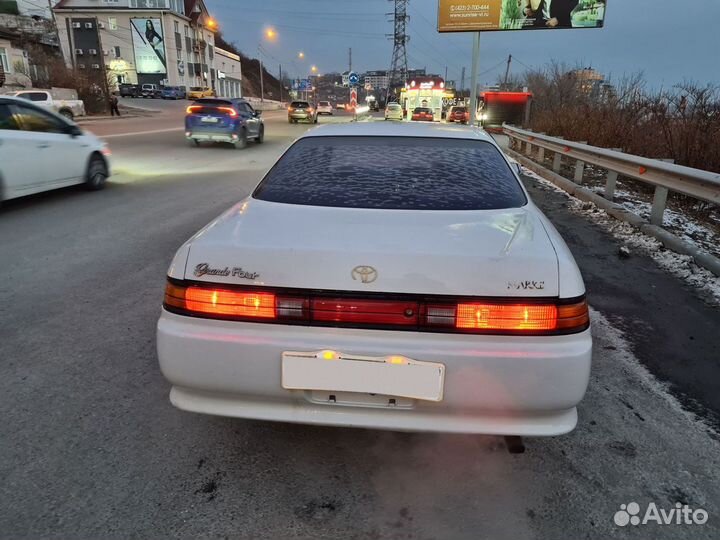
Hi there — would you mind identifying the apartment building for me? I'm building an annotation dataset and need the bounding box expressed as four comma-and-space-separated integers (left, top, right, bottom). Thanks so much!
52, 0, 237, 93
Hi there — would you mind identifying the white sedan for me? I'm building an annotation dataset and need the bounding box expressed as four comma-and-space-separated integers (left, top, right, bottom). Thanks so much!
0, 96, 110, 202
157, 122, 592, 437
316, 101, 333, 115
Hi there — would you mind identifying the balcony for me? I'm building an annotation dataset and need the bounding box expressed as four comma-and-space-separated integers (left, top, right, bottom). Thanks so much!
128, 0, 184, 14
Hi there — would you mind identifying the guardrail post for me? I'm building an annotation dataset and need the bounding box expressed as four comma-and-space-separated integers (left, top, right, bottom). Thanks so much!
605, 171, 619, 200
649, 159, 675, 226
574, 160, 586, 183
604, 148, 623, 200
525, 141, 533, 156
572, 142, 588, 184
552, 152, 562, 172
650, 187, 669, 226
538, 146, 545, 162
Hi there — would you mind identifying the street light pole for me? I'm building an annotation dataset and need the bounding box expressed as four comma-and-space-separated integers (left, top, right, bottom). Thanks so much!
468, 32, 481, 126
259, 57, 264, 103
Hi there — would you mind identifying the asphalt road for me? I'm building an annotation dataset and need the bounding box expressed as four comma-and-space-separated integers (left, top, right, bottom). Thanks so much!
1, 110, 719, 540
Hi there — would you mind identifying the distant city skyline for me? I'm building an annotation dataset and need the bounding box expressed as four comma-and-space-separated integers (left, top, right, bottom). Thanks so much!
207, 0, 719, 90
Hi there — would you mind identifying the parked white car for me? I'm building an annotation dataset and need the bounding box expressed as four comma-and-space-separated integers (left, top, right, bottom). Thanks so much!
157, 122, 592, 437
0, 96, 110, 202
11, 89, 85, 120
316, 101, 333, 115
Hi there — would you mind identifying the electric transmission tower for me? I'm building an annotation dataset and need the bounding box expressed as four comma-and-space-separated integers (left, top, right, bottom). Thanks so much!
386, 0, 409, 103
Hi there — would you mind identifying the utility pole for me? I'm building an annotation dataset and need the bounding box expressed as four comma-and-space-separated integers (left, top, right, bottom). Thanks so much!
468, 32, 480, 126
460, 66, 465, 96
279, 64, 282, 103
259, 58, 264, 103
444, 65, 447, 82
349, 47, 352, 72
503, 54, 512, 88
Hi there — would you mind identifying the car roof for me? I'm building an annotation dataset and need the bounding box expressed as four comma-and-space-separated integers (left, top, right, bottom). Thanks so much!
301, 121, 495, 142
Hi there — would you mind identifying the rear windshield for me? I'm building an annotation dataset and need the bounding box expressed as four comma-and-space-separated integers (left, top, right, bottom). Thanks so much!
190, 87, 203, 91
291, 101, 310, 108
414, 108, 431, 113
387, 104, 401, 109
253, 136, 527, 210
319, 101, 330, 106
453, 107, 467, 112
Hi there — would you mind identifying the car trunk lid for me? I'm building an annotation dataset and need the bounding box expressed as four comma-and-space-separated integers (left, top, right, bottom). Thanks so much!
183, 198, 559, 297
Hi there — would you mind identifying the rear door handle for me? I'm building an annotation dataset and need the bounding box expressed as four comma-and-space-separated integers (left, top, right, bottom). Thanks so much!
37, 143, 50, 149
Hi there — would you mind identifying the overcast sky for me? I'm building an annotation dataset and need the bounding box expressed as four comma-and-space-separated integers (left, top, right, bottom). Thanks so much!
207, 0, 718, 89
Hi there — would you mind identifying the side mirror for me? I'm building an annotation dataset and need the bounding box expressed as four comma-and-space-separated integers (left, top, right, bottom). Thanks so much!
254, 110, 262, 117
513, 162, 523, 176
65, 124, 83, 138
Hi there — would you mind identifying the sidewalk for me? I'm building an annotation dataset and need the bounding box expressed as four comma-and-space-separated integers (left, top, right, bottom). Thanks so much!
77, 105, 157, 123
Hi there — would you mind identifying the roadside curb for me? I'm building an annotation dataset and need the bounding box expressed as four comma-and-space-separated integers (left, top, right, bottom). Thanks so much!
78, 114, 142, 123
507, 148, 720, 278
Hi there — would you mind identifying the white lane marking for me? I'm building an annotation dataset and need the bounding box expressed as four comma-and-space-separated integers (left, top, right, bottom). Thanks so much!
99, 127, 185, 139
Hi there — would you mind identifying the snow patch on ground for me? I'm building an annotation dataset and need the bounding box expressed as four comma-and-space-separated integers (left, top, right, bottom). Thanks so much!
590, 308, 719, 436
519, 163, 720, 306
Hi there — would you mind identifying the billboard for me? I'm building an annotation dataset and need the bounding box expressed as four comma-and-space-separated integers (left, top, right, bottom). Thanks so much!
130, 18, 167, 74
438, 0, 606, 32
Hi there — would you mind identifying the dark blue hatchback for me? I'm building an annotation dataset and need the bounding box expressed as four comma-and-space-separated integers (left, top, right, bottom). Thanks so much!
185, 98, 264, 149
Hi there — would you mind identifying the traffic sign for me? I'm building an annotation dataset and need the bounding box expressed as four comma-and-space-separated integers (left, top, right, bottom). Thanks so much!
348, 72, 359, 86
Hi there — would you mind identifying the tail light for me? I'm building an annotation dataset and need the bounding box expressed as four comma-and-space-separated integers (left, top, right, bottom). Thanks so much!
287, 107, 294, 112
165, 280, 589, 335
217, 106, 238, 117
186, 105, 202, 114
165, 282, 307, 322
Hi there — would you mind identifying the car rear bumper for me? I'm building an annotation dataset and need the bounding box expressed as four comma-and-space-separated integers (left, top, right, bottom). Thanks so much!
289, 112, 314, 120
157, 310, 592, 436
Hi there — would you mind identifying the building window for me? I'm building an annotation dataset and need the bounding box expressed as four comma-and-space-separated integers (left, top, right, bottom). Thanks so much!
174, 20, 179, 33
114, 46, 121, 58
0, 47, 9, 72
184, 25, 189, 37
108, 18, 118, 30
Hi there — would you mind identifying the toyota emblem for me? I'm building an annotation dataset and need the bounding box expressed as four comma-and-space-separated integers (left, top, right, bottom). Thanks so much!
351, 265, 378, 284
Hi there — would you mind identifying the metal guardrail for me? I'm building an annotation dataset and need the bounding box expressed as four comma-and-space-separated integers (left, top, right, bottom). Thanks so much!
503, 124, 720, 226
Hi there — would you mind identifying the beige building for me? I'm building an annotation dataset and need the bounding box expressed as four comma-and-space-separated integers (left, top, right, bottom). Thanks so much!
52, 0, 234, 92
214, 46, 242, 98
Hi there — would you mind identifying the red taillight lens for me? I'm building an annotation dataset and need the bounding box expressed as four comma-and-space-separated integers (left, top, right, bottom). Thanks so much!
186, 105, 202, 114
312, 298, 419, 326
165, 282, 307, 321
218, 106, 238, 117
288, 107, 294, 112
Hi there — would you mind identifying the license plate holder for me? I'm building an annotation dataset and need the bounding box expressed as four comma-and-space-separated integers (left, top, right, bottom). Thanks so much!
282, 350, 445, 402
201, 116, 218, 123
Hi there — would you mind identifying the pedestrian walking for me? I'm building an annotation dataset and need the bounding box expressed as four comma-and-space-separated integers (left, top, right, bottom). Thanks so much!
109, 94, 120, 116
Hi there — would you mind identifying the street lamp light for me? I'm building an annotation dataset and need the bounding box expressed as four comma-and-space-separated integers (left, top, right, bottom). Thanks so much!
311, 65, 318, 73
298, 52, 305, 59
206, 18, 218, 31
258, 28, 278, 104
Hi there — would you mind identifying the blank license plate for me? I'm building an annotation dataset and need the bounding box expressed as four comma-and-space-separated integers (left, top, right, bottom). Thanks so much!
282, 350, 445, 402
201, 116, 218, 123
